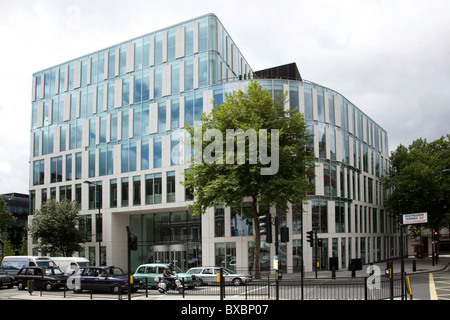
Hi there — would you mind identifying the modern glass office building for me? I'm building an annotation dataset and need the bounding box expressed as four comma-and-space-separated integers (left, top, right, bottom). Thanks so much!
29, 13, 398, 273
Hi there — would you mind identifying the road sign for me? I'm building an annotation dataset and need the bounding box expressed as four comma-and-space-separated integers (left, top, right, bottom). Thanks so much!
402, 212, 428, 225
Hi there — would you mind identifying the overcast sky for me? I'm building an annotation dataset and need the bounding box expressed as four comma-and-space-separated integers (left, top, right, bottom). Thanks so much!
1, 0, 449, 195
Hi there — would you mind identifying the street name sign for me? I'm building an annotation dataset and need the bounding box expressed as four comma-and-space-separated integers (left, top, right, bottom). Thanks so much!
402, 212, 428, 225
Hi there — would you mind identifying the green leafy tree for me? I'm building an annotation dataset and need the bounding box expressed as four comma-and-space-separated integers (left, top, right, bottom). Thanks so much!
29, 199, 88, 256
0, 198, 16, 235
183, 81, 314, 278
18, 234, 28, 256
383, 134, 450, 232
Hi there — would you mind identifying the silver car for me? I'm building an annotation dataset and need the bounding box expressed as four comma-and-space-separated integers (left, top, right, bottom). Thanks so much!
186, 267, 252, 286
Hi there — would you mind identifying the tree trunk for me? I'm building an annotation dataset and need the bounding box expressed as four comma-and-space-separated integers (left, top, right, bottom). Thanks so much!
251, 195, 261, 279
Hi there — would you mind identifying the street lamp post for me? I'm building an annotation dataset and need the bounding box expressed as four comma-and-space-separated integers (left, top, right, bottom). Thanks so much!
83, 180, 102, 266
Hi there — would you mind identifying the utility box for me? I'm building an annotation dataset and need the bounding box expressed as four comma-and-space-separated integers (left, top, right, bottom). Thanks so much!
348, 259, 362, 271
329, 257, 339, 271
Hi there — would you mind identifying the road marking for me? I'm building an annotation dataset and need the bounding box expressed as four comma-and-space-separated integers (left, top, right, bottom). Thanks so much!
429, 273, 438, 300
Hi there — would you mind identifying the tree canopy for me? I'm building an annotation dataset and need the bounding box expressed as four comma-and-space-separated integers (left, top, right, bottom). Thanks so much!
183, 81, 314, 278
382, 134, 450, 231
29, 199, 88, 256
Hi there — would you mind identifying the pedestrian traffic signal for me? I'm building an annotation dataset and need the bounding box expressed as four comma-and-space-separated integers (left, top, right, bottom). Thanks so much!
259, 213, 272, 243
317, 238, 323, 247
307, 231, 314, 247
128, 233, 138, 251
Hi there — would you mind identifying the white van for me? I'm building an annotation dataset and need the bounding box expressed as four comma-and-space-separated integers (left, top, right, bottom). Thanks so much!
0, 256, 56, 275
50, 257, 90, 274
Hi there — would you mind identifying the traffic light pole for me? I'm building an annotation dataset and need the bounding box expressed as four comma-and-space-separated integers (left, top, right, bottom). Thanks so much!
126, 226, 132, 300
314, 231, 318, 279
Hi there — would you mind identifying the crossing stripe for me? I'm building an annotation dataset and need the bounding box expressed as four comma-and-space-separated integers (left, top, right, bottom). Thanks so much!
429, 273, 438, 300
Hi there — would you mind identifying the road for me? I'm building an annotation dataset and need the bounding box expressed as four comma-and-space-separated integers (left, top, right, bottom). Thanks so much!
0, 265, 449, 300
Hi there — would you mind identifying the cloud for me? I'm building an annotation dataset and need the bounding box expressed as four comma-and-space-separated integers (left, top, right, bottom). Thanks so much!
1, 0, 450, 194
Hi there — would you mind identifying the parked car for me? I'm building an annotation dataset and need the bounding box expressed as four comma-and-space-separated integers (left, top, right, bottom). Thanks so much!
14, 266, 68, 291
71, 266, 141, 294
133, 263, 196, 288
0, 268, 13, 288
186, 267, 252, 286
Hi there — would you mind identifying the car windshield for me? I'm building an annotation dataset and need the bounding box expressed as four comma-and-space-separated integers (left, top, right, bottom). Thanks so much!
77, 262, 90, 267
106, 267, 124, 276
44, 267, 64, 275
36, 260, 57, 267
223, 268, 237, 274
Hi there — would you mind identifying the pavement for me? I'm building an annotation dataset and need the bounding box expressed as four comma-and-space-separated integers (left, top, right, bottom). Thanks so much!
294, 255, 450, 279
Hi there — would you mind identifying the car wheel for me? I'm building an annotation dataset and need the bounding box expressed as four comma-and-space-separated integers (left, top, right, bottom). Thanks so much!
44, 282, 54, 291
73, 285, 82, 293
17, 281, 25, 290
232, 278, 242, 286
111, 285, 121, 294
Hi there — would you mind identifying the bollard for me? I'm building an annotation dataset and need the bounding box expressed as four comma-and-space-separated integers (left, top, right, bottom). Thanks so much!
412, 260, 416, 272
332, 265, 336, 279
351, 264, 356, 278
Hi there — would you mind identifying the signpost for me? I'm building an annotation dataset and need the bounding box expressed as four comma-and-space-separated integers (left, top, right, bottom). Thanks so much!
402, 212, 428, 225
400, 212, 428, 300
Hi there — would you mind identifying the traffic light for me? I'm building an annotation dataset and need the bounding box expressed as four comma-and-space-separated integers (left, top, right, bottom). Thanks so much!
433, 231, 439, 244
307, 231, 314, 247
259, 213, 272, 243
317, 238, 323, 247
128, 233, 138, 251
280, 227, 289, 243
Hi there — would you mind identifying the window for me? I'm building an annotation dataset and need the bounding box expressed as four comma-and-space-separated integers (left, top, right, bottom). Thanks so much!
75, 152, 82, 180
121, 110, 129, 140
154, 136, 162, 168
317, 89, 325, 122
60, 185, 72, 202
121, 141, 137, 173
145, 173, 162, 205
110, 179, 117, 208
110, 112, 118, 141
133, 106, 141, 137
166, 171, 175, 203
89, 117, 96, 146
230, 202, 253, 236
121, 178, 129, 207
171, 132, 180, 166
145, 174, 154, 205
312, 199, 327, 233
88, 149, 95, 178
51, 156, 63, 183
108, 48, 116, 78
158, 101, 166, 132
335, 200, 345, 233
88, 182, 102, 210
184, 169, 194, 201
304, 86, 313, 120
318, 125, 326, 159
133, 176, 141, 206
214, 205, 225, 237
99, 115, 106, 144
65, 154, 72, 181
141, 138, 149, 171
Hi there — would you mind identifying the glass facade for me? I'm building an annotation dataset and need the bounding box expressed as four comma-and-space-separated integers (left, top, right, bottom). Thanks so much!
29, 13, 397, 273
